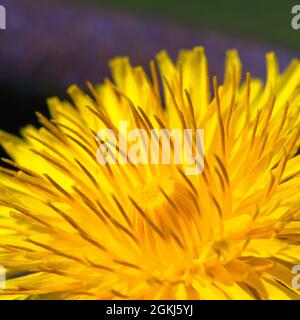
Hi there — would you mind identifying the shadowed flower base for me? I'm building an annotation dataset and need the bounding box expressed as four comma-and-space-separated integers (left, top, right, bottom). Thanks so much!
0, 47, 299, 299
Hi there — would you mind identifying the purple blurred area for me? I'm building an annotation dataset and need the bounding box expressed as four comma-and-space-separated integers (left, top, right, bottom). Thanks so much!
1, 0, 299, 92
0, 0, 299, 140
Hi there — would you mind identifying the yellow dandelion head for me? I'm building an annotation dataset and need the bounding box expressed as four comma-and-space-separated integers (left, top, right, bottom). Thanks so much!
0, 46, 299, 300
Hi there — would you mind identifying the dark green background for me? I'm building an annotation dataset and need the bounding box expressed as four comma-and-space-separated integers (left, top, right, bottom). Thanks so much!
69, 0, 300, 49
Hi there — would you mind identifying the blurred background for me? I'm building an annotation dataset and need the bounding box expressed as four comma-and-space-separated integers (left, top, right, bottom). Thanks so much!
0, 0, 299, 141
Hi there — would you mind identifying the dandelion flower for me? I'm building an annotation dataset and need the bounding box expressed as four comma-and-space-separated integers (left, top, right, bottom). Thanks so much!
0, 47, 299, 300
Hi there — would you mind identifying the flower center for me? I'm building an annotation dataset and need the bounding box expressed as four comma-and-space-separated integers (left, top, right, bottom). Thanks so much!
135, 176, 175, 210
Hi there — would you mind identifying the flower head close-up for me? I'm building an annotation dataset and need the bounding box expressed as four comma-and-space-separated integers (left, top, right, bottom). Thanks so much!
0, 46, 299, 300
